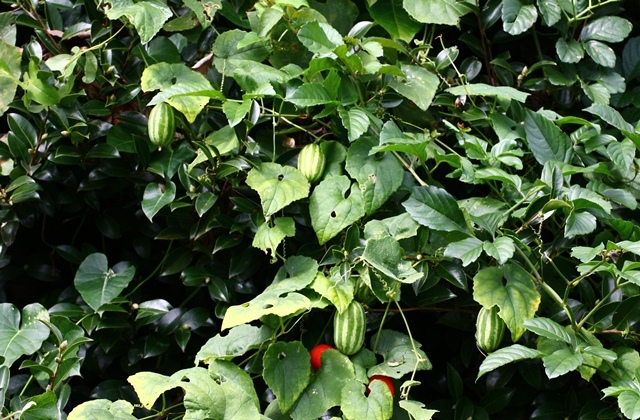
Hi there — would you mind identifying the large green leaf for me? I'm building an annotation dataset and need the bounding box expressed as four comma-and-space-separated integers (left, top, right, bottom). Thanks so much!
263, 341, 311, 413
297, 21, 344, 54
338, 107, 370, 142
367, 0, 421, 42
580, 17, 632, 43
246, 162, 310, 217
402, 185, 470, 234
105, 0, 172, 43
209, 360, 262, 419
221, 256, 318, 330
584, 104, 635, 133
556, 38, 583, 63
290, 349, 356, 420
0, 303, 49, 368
537, 0, 561, 26
0, 40, 21, 116
345, 137, 403, 215
477, 344, 542, 379
68, 399, 137, 420
444, 237, 483, 267
387, 65, 439, 111
141, 63, 217, 122
311, 268, 354, 314
542, 347, 583, 379
524, 109, 573, 165
584, 40, 616, 68
399, 400, 437, 420
309, 175, 366, 244
341, 380, 393, 420
195, 324, 274, 364
473, 265, 541, 341
446, 83, 529, 103
502, 0, 537, 35
73, 253, 136, 312
286, 83, 336, 107
171, 367, 225, 419
402, 0, 473, 26
523, 317, 574, 344
252, 217, 296, 257
128, 371, 179, 409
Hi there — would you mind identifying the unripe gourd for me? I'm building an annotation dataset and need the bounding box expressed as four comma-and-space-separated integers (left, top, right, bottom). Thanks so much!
297, 143, 325, 183
333, 301, 366, 355
148, 102, 176, 149
475, 306, 505, 353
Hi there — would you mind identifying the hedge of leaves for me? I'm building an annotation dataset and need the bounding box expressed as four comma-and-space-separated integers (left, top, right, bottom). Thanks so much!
2, 0, 640, 418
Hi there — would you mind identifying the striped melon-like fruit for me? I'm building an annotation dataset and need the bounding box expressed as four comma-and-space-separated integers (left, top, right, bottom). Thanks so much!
475, 306, 505, 353
297, 143, 325, 183
148, 102, 176, 149
333, 301, 366, 355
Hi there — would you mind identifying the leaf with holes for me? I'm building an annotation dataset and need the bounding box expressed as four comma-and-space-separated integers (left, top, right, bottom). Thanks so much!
246, 162, 310, 217
73, 253, 136, 312
252, 217, 296, 257
221, 256, 318, 330
263, 341, 311, 413
345, 137, 403, 215
309, 175, 366, 244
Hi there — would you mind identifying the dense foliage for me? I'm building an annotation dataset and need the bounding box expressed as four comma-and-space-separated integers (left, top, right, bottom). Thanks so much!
2, 0, 640, 418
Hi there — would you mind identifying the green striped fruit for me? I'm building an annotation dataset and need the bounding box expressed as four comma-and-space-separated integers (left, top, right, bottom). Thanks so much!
333, 301, 366, 355
148, 102, 176, 149
297, 143, 325, 183
475, 306, 505, 353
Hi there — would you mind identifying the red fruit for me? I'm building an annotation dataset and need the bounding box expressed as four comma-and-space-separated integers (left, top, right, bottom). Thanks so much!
310, 344, 333, 371
367, 375, 395, 397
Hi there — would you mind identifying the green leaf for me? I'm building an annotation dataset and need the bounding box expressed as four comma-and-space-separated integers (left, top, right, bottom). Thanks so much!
20, 391, 59, 419
387, 64, 439, 111
537, 0, 561, 26
0, 41, 21, 116
502, 0, 537, 35
105, 0, 172, 43
345, 137, 404, 214
584, 104, 635, 133
363, 213, 420, 241
0, 303, 49, 368
556, 38, 583, 63
223, 98, 252, 127
338, 107, 370, 142
444, 237, 484, 267
297, 21, 344, 54
182, 0, 221, 28
473, 265, 541, 341
195, 324, 273, 364
203, 125, 240, 156
309, 175, 366, 244
403, 185, 470, 234
523, 317, 574, 344
221, 256, 318, 330
446, 83, 529, 103
252, 217, 296, 256
311, 268, 354, 313
73, 253, 136, 312
368, 330, 432, 378
263, 342, 311, 413
399, 400, 437, 420
618, 392, 640, 420
68, 399, 136, 420
363, 237, 423, 283
570, 244, 604, 263
142, 180, 177, 221
341, 380, 393, 420
524, 109, 573, 165
368, 0, 422, 42
171, 367, 224, 419
402, 0, 473, 26
290, 349, 355, 420
477, 344, 542, 379
581, 17, 632, 43
212, 29, 269, 75
542, 348, 583, 379
482, 236, 515, 265
564, 211, 596, 238
286, 83, 336, 107
246, 162, 310, 217
210, 359, 262, 419
141, 63, 216, 122
622, 37, 640, 80
584, 40, 616, 68
128, 371, 178, 409
607, 138, 635, 171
